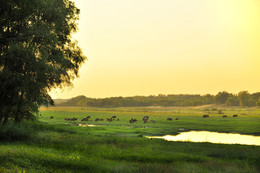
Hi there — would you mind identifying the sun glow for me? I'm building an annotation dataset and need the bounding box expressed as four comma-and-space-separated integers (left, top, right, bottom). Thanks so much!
51, 0, 260, 99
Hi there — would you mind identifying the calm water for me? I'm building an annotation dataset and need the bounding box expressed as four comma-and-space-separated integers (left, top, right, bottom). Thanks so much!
147, 131, 260, 146
78, 124, 98, 127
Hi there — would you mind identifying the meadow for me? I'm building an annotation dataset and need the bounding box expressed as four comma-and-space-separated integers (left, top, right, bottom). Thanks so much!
0, 106, 259, 172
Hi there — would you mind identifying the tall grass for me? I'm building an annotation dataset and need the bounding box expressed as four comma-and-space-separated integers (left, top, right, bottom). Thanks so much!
0, 121, 34, 141
0, 106, 259, 172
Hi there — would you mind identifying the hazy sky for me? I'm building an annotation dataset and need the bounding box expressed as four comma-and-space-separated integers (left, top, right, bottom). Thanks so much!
51, 0, 260, 99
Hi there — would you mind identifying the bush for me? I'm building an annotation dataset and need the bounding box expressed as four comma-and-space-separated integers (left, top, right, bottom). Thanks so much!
0, 121, 33, 141
218, 110, 223, 114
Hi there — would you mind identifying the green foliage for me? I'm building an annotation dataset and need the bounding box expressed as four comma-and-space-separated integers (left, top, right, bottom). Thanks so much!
0, 111, 259, 172
225, 95, 239, 106
39, 106, 260, 136
59, 94, 215, 107
0, 121, 33, 141
218, 109, 223, 114
0, 0, 86, 124
238, 91, 250, 107
57, 91, 260, 108
215, 91, 232, 104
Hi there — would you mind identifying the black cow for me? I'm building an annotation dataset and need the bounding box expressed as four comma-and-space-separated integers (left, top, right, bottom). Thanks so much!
129, 118, 137, 123
81, 118, 88, 121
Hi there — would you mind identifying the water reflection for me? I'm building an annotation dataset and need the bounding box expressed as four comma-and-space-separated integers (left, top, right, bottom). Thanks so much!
147, 131, 260, 146
78, 124, 98, 127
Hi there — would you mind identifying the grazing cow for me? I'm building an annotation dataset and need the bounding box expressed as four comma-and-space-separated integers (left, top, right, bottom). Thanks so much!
107, 118, 112, 122
111, 116, 116, 119
175, 118, 179, 120
95, 118, 99, 121
151, 120, 155, 123
71, 118, 77, 121
50, 116, 53, 119
167, 118, 172, 121
81, 118, 88, 121
223, 115, 227, 118
143, 116, 149, 121
86, 116, 91, 119
129, 118, 137, 123
202, 115, 209, 118
233, 115, 238, 117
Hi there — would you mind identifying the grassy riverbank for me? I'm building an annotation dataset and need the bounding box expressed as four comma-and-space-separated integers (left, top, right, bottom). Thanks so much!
0, 106, 259, 172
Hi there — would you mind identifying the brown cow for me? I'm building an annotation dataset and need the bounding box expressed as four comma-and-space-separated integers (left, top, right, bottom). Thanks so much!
143, 116, 149, 121
129, 118, 137, 123
167, 118, 172, 121
233, 115, 238, 117
81, 118, 88, 121
71, 118, 77, 121
50, 116, 53, 119
175, 118, 179, 120
223, 115, 227, 118
202, 115, 209, 118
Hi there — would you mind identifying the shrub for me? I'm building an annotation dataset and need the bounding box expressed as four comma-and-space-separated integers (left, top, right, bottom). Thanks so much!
0, 121, 33, 141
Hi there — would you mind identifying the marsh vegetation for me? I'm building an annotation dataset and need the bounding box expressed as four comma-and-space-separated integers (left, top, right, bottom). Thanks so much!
0, 106, 259, 172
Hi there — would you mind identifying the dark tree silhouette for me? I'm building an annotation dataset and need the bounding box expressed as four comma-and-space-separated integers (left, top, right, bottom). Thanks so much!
0, 0, 86, 124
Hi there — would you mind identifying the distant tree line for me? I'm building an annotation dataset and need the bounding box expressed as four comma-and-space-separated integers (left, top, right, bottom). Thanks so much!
57, 91, 260, 107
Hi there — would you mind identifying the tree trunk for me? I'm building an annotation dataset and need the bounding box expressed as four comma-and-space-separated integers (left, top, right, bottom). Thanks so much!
0, 112, 3, 125
14, 91, 24, 124
2, 114, 8, 125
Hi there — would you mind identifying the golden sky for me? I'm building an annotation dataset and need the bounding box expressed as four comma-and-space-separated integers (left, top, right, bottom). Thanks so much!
51, 0, 260, 99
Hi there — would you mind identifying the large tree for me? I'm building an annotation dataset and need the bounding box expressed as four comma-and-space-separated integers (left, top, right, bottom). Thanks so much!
0, 0, 86, 124
238, 91, 250, 107
215, 91, 231, 104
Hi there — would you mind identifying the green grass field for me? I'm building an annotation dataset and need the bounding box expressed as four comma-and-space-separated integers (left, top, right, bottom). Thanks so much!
0, 106, 259, 172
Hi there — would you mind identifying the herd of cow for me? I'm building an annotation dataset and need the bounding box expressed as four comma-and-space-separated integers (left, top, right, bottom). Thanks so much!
63, 115, 119, 122
202, 114, 238, 118
129, 116, 157, 123
50, 114, 239, 123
